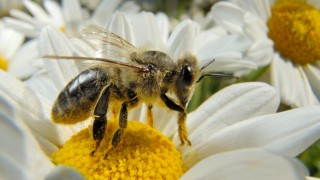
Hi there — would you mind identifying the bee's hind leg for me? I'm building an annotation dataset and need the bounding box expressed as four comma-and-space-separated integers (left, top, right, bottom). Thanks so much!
90, 87, 110, 156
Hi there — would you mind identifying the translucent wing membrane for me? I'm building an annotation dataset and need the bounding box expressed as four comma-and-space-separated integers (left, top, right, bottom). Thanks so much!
43, 55, 148, 71
81, 25, 136, 60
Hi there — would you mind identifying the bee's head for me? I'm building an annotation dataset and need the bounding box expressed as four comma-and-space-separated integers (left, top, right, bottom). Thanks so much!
176, 55, 199, 106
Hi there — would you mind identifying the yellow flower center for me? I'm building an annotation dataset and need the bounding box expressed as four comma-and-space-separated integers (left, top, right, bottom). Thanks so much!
51, 120, 184, 179
59, 26, 65, 32
267, 0, 320, 65
0, 56, 8, 71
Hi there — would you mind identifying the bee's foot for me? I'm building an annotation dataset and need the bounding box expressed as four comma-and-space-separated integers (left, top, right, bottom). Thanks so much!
186, 139, 192, 146
180, 136, 192, 146
102, 147, 114, 160
103, 153, 109, 160
90, 150, 96, 157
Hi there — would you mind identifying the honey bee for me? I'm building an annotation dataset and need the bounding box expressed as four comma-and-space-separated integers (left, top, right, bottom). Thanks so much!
45, 25, 234, 157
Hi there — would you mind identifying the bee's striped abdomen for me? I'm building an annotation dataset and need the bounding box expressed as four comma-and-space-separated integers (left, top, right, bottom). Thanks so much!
52, 68, 109, 124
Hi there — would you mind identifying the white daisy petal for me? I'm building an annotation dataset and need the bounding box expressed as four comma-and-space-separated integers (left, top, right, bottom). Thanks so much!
181, 148, 308, 180
200, 52, 257, 74
3, 17, 38, 37
173, 82, 279, 153
40, 26, 80, 90
150, 105, 177, 137
117, 1, 140, 14
25, 72, 58, 103
246, 39, 273, 67
91, 0, 121, 26
8, 39, 39, 79
210, 2, 245, 34
0, 154, 26, 179
243, 12, 268, 40
303, 64, 320, 99
183, 106, 320, 167
105, 11, 134, 44
46, 165, 84, 180
0, 93, 15, 118
131, 12, 165, 49
62, 0, 84, 35
271, 55, 319, 107
187, 82, 279, 136
43, 0, 64, 27
0, 23, 24, 59
168, 20, 199, 59
62, 0, 83, 23
70, 38, 96, 58
270, 54, 294, 104
233, 0, 271, 22
0, 70, 76, 151
103, 12, 134, 63
296, 66, 319, 106
23, 0, 51, 24
0, 95, 54, 179
9, 9, 37, 26
156, 12, 169, 44
197, 34, 251, 61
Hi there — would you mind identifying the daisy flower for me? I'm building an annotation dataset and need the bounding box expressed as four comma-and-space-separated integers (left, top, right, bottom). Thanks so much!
1, 66, 320, 179
4, 0, 140, 38
4, 0, 73, 37
0, 21, 24, 71
208, 0, 320, 108
0, 20, 41, 80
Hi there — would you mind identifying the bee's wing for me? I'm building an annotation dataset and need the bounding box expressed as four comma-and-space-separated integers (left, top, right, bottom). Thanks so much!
81, 25, 136, 61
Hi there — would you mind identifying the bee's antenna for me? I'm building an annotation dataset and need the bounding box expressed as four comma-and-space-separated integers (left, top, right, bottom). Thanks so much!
200, 59, 215, 71
197, 73, 239, 83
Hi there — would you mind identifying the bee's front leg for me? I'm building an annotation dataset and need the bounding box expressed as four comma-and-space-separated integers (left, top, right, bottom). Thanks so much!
160, 93, 191, 146
91, 87, 110, 156
178, 111, 191, 146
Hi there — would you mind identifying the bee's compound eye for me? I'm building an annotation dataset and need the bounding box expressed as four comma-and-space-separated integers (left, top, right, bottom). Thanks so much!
182, 65, 193, 85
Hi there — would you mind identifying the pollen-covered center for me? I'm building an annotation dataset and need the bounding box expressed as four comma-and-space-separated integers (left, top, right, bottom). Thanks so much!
0, 56, 8, 71
51, 120, 184, 179
267, 0, 320, 65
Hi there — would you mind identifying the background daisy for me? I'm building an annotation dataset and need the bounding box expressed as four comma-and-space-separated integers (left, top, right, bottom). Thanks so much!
4, 0, 140, 38
208, 0, 320, 108
0, 20, 40, 79
0, 20, 24, 71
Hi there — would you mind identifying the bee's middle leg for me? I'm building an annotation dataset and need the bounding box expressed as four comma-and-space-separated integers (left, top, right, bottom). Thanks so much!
147, 105, 153, 127
104, 96, 139, 158
91, 87, 110, 156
